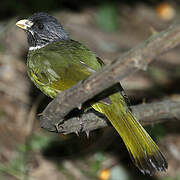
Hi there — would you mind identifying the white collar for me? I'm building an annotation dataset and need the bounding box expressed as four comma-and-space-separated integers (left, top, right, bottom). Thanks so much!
29, 44, 47, 51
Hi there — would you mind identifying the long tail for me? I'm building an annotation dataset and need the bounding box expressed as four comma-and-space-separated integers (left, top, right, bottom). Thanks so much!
92, 92, 167, 175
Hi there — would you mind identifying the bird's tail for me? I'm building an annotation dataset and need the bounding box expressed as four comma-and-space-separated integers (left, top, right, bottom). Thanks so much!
92, 92, 167, 175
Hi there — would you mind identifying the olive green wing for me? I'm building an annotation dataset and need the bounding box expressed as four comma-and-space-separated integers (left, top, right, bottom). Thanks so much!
27, 40, 102, 98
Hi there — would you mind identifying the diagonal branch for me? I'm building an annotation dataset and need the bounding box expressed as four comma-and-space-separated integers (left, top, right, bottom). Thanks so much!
40, 22, 180, 132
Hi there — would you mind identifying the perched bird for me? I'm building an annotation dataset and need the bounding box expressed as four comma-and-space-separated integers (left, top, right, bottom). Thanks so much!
16, 12, 167, 175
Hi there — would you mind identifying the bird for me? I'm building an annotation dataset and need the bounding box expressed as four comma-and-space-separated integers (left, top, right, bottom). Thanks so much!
16, 12, 167, 175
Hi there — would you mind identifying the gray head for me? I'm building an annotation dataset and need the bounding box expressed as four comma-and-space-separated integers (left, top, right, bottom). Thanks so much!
16, 12, 70, 49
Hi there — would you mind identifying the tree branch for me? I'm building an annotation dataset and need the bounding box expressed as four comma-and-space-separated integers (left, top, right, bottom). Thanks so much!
40, 22, 180, 132
40, 99, 180, 134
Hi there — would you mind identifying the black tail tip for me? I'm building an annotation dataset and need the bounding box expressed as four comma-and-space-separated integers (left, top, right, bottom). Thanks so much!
133, 151, 168, 175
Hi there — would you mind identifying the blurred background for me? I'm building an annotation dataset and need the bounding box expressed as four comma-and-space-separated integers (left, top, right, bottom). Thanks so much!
0, 0, 180, 179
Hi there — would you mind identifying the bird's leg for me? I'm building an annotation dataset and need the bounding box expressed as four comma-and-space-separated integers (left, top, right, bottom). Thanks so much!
55, 123, 60, 133
54, 119, 66, 133
85, 130, 90, 138
77, 103, 84, 130
77, 114, 84, 132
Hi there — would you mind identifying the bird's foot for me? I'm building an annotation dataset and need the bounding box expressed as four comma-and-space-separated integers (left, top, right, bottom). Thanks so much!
54, 120, 66, 133
85, 131, 90, 138
55, 123, 61, 133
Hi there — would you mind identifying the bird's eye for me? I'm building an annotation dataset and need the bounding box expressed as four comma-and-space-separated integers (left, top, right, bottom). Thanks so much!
38, 23, 44, 30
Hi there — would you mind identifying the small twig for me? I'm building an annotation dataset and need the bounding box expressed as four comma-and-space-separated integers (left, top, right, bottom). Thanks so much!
40, 22, 180, 132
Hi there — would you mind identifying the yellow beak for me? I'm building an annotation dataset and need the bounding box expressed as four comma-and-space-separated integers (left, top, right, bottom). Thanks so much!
16, 19, 33, 30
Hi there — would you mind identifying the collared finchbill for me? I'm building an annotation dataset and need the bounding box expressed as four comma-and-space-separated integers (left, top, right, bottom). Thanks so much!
17, 12, 168, 175
16, 19, 33, 30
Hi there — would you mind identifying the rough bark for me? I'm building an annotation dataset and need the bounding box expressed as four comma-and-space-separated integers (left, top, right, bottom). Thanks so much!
39, 22, 180, 133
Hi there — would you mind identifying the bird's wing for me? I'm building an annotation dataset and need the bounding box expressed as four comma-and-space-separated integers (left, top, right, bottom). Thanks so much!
27, 40, 102, 97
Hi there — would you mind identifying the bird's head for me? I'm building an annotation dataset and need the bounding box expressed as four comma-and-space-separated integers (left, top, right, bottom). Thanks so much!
16, 12, 70, 50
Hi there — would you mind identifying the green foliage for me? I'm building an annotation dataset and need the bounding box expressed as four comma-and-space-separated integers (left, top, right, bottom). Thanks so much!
0, 133, 52, 179
145, 124, 166, 142
0, 151, 26, 180
0, 110, 7, 120
160, 175, 180, 180
95, 3, 119, 32
19, 134, 52, 152
91, 152, 106, 173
